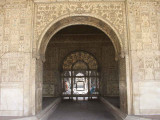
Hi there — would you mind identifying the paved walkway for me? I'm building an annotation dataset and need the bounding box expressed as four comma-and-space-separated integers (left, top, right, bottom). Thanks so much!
47, 100, 116, 120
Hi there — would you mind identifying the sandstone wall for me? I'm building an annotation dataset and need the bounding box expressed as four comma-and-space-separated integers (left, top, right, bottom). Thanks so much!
128, 0, 160, 115
0, 0, 35, 116
0, 0, 159, 117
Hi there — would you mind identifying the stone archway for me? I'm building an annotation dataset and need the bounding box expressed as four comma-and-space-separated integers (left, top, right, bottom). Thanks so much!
61, 51, 100, 98
37, 16, 124, 61
35, 16, 129, 115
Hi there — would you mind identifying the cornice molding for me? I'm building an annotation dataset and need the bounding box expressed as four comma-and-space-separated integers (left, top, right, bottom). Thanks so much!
34, 0, 126, 3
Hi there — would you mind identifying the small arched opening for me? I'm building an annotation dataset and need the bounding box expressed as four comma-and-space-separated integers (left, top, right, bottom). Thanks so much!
61, 51, 99, 100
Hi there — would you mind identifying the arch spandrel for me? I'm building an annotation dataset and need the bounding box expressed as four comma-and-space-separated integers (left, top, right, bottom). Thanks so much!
35, 2, 126, 59
35, 2, 125, 44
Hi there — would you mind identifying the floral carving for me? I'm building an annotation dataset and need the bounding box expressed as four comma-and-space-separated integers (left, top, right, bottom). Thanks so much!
35, 2, 125, 42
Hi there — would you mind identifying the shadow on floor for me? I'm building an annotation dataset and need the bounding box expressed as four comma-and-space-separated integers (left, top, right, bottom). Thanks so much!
104, 97, 120, 108
47, 99, 116, 120
42, 97, 56, 109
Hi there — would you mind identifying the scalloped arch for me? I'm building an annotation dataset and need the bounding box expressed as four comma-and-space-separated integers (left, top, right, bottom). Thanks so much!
63, 51, 98, 70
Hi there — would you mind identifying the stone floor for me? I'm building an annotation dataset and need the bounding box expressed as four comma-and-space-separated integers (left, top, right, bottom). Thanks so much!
0, 116, 24, 120
1, 97, 160, 120
47, 99, 116, 120
137, 115, 160, 119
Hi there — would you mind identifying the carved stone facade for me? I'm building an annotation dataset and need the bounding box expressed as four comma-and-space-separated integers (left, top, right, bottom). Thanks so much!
0, 0, 159, 117
128, 0, 160, 115
0, 0, 34, 116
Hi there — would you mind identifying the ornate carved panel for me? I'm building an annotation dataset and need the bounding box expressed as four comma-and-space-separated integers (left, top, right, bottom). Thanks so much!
129, 1, 160, 81
63, 51, 98, 70
129, 1, 160, 114
34, 1, 126, 47
0, 6, 4, 58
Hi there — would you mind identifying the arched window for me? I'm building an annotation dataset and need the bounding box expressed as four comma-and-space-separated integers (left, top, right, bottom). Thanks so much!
61, 51, 100, 98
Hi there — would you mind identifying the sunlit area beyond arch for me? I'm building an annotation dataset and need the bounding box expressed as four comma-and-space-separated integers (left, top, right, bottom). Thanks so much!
61, 51, 99, 98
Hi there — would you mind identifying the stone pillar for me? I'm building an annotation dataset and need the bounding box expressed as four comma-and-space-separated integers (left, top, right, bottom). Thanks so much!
0, 0, 35, 116
128, 0, 160, 115
118, 53, 128, 114
35, 57, 43, 114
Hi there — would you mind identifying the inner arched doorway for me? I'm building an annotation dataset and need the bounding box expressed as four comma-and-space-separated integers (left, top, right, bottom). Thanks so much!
35, 16, 129, 115
61, 51, 100, 99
